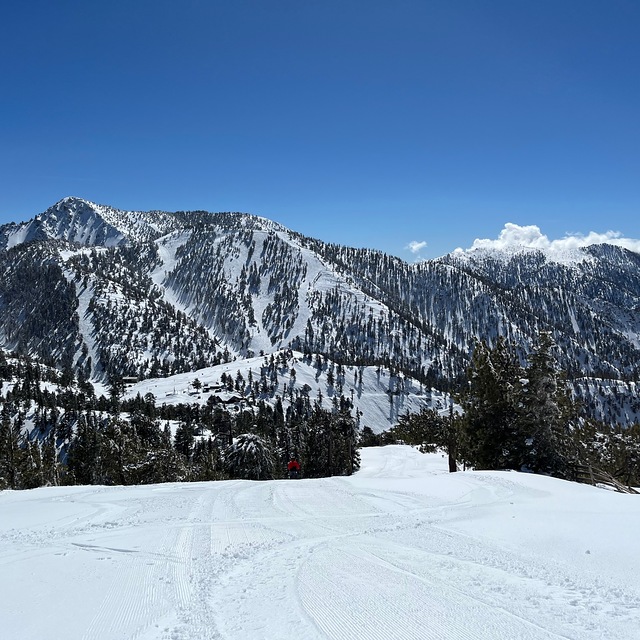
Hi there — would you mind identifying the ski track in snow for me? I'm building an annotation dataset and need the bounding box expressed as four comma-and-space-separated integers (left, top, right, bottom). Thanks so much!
1, 447, 639, 640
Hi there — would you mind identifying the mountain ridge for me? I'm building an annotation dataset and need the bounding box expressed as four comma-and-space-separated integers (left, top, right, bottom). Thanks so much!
1, 196, 639, 426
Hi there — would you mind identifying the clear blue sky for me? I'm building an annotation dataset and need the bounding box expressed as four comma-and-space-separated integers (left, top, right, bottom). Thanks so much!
1, 0, 638, 258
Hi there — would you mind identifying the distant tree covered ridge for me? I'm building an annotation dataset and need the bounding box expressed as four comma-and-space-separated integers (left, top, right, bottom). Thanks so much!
1, 198, 640, 431
1, 199, 640, 489
1, 338, 639, 491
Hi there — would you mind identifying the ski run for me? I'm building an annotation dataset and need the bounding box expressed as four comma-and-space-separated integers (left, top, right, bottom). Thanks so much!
1, 445, 639, 640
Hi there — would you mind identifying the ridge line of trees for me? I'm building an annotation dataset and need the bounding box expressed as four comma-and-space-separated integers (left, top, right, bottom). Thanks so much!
391, 332, 640, 487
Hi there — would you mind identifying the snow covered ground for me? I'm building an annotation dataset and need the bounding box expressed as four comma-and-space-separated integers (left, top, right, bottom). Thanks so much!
1, 446, 639, 640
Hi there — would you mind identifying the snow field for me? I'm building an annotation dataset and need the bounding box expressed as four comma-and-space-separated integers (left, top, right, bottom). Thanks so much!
1, 446, 639, 639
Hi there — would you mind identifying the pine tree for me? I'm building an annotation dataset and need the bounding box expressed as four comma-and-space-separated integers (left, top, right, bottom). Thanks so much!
224, 433, 274, 480
331, 402, 360, 475
66, 413, 103, 485
520, 332, 576, 477
41, 432, 59, 486
460, 339, 525, 470
174, 421, 195, 459
21, 439, 43, 489
101, 417, 143, 485
0, 407, 24, 489
154, 422, 189, 482
193, 437, 223, 481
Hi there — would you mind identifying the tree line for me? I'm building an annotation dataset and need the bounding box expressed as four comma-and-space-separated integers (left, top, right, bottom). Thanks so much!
0, 350, 360, 489
2, 334, 640, 491
390, 332, 640, 487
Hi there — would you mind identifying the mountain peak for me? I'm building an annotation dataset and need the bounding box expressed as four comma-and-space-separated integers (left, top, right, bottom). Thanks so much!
1, 197, 640, 428
36, 197, 126, 247
57, 195, 93, 206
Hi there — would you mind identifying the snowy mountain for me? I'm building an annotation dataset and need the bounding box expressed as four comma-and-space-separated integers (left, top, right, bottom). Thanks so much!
1, 196, 639, 426
3, 445, 639, 640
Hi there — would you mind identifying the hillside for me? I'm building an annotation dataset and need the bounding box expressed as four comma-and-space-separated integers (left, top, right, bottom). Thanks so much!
121, 349, 450, 435
2, 445, 638, 640
1, 196, 639, 426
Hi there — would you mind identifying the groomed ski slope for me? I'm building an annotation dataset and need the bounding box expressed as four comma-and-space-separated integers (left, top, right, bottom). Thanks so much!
1, 446, 639, 640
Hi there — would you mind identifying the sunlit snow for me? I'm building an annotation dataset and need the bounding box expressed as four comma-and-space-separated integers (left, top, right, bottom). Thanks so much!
1, 446, 639, 639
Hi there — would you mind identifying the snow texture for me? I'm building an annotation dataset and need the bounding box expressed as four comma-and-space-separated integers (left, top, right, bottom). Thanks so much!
1, 445, 639, 639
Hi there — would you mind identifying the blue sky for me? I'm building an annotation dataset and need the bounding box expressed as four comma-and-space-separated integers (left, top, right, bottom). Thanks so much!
1, 0, 638, 258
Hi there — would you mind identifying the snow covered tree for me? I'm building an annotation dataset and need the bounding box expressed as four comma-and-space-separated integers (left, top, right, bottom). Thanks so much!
174, 421, 195, 458
519, 332, 576, 477
0, 407, 24, 489
224, 433, 275, 480
101, 417, 144, 485
460, 339, 526, 470
66, 414, 104, 485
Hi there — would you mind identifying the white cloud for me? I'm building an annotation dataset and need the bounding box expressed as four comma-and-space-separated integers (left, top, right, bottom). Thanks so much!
461, 223, 640, 255
407, 240, 427, 254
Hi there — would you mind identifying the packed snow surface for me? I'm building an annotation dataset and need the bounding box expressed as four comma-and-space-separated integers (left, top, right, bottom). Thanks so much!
1, 446, 639, 640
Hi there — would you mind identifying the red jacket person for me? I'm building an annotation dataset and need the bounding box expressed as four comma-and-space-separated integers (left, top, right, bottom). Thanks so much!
287, 458, 301, 478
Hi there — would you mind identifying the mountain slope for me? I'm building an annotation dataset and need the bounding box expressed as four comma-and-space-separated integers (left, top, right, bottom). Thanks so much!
1, 196, 639, 426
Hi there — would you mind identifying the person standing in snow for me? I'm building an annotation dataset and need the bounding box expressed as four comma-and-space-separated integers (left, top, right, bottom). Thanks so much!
287, 458, 301, 479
